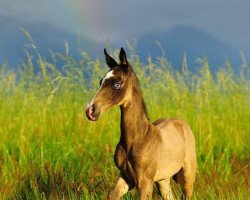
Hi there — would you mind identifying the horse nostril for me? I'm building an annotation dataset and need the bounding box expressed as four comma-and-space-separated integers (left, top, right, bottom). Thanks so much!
89, 105, 95, 115
86, 104, 95, 117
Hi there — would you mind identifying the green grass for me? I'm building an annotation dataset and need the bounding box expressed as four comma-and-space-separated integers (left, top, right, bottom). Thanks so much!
0, 39, 249, 199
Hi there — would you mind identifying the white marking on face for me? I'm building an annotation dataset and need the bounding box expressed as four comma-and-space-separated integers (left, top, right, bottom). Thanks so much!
89, 70, 115, 105
101, 70, 114, 86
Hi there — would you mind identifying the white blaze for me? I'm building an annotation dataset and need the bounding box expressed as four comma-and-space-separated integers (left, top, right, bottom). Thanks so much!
90, 70, 115, 105
101, 70, 114, 86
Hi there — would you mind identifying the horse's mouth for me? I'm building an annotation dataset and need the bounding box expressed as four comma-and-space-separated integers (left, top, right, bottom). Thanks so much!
87, 112, 100, 121
86, 105, 100, 121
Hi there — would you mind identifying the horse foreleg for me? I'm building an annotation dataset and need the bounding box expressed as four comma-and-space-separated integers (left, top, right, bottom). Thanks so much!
138, 178, 153, 200
156, 178, 174, 200
109, 174, 130, 200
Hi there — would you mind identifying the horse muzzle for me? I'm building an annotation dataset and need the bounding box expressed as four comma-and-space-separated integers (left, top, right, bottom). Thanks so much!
85, 104, 100, 121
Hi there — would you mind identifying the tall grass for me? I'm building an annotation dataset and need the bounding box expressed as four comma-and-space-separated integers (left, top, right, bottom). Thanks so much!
0, 37, 249, 199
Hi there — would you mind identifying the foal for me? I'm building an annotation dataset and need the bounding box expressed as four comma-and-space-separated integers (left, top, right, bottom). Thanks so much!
86, 48, 196, 200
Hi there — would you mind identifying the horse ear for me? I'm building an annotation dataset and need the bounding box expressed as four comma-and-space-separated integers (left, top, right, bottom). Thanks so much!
119, 47, 129, 65
104, 48, 118, 68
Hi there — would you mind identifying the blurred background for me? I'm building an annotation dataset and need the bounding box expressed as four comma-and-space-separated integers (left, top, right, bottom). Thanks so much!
0, 0, 250, 72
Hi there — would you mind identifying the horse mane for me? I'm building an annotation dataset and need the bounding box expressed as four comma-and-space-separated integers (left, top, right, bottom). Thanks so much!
131, 69, 149, 120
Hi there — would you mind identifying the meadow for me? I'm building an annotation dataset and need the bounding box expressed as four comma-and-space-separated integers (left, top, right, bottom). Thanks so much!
0, 36, 249, 199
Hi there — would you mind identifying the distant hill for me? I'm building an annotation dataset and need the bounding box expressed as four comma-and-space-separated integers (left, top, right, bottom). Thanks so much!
0, 15, 98, 68
137, 26, 242, 73
0, 16, 245, 72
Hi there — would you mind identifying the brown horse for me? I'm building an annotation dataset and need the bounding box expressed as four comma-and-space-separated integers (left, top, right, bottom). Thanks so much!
86, 48, 196, 200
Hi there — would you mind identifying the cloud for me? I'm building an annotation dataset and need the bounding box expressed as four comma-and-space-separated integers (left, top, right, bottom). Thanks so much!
0, 0, 76, 33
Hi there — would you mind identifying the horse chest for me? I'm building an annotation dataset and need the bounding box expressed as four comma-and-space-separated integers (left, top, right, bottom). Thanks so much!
114, 141, 158, 187
114, 143, 139, 168
114, 144, 138, 183
114, 144, 126, 169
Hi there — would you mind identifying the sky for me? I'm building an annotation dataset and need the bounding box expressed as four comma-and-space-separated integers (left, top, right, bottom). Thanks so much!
0, 0, 249, 67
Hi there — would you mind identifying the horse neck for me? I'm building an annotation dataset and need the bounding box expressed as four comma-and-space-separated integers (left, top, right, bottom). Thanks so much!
119, 83, 150, 151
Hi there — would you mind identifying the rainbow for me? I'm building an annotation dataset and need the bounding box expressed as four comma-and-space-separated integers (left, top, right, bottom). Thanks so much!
61, 1, 102, 42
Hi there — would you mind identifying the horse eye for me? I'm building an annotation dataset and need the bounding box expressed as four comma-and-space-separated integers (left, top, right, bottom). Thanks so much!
113, 82, 121, 89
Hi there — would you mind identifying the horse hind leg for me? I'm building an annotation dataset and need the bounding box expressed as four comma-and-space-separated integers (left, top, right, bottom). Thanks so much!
174, 165, 196, 199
